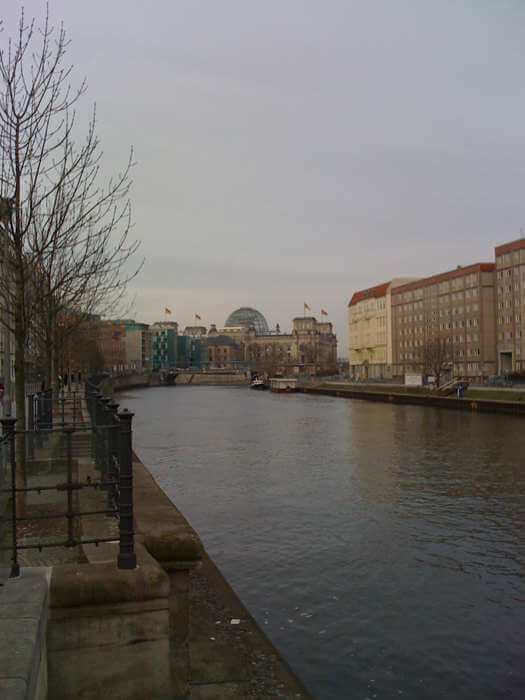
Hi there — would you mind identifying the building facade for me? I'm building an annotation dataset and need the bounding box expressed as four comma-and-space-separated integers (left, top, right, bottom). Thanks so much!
206, 326, 242, 368
177, 335, 205, 369
494, 238, 525, 374
116, 320, 152, 371
151, 321, 178, 370
242, 317, 338, 376
348, 278, 416, 379
97, 320, 127, 372
391, 263, 496, 381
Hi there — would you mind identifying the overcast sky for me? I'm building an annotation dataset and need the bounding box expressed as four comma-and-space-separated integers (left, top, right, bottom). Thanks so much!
3, 1, 525, 354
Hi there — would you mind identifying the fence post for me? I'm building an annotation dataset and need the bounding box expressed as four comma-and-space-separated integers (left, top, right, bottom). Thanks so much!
117, 409, 136, 570
63, 426, 76, 547
1, 417, 19, 578
106, 399, 119, 510
27, 393, 35, 461
60, 392, 66, 428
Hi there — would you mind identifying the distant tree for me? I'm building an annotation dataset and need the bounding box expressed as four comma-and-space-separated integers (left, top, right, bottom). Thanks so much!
421, 334, 454, 388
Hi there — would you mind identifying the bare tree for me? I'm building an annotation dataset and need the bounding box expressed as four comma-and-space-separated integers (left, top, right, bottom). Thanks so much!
421, 334, 454, 388
0, 8, 141, 483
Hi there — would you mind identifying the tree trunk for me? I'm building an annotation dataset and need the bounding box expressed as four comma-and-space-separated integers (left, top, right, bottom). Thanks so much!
14, 293, 26, 516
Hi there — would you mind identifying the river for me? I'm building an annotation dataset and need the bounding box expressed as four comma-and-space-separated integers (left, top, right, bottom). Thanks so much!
120, 385, 525, 700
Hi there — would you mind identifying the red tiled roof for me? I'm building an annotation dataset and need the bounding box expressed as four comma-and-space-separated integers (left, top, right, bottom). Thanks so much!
391, 262, 495, 298
348, 282, 390, 307
495, 238, 525, 256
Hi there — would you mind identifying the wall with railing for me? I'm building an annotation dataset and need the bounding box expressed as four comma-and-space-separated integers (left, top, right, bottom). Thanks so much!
0, 383, 137, 581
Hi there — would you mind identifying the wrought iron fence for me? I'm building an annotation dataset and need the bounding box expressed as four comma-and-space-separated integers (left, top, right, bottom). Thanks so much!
0, 383, 136, 581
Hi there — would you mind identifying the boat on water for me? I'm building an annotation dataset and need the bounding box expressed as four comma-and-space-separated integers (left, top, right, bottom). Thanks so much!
250, 377, 269, 390
269, 377, 298, 393
162, 369, 178, 386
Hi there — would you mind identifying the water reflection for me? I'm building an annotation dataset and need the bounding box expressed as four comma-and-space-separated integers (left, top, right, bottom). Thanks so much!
123, 387, 525, 700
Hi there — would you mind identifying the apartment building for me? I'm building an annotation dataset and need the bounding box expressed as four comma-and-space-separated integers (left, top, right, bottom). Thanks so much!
348, 278, 416, 378
391, 263, 496, 381
494, 238, 525, 373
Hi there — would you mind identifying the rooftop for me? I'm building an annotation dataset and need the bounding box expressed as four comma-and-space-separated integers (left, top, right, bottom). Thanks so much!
495, 238, 525, 256
392, 262, 495, 296
348, 282, 390, 307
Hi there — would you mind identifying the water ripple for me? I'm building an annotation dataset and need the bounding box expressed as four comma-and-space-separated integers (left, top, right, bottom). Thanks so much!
123, 387, 525, 700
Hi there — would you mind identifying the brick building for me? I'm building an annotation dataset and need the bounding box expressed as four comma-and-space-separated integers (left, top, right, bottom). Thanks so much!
97, 320, 126, 371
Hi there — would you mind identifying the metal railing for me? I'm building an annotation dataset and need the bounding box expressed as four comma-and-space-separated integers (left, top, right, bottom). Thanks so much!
0, 383, 136, 581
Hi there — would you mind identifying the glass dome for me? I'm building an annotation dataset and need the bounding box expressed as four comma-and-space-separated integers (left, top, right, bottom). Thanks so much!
224, 307, 269, 335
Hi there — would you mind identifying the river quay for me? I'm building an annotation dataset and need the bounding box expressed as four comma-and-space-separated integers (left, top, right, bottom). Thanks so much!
0, 384, 310, 699
301, 382, 525, 415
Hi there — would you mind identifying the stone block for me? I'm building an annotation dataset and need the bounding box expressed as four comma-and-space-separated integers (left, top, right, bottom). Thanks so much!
48, 606, 168, 650
0, 568, 49, 700
48, 638, 172, 700
48, 555, 172, 699
168, 568, 190, 644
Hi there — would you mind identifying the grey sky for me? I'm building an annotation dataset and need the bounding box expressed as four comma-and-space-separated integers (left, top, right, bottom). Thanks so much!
3, 1, 525, 354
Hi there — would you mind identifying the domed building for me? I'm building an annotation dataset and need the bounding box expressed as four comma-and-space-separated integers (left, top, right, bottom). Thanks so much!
224, 307, 269, 335
218, 307, 337, 376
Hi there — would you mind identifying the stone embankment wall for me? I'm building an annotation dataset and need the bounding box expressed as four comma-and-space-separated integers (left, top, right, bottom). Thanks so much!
107, 372, 250, 392
106, 372, 162, 392
176, 372, 249, 386
302, 385, 525, 416
45, 451, 309, 698
46, 452, 203, 700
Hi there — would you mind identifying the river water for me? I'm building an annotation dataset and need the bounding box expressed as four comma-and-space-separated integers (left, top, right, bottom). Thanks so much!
120, 386, 525, 700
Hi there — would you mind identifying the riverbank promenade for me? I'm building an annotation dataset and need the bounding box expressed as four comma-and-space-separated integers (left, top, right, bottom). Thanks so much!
0, 384, 310, 699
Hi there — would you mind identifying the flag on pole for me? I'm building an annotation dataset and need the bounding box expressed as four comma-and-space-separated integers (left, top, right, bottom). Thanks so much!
165, 307, 172, 315
304, 302, 310, 312
321, 309, 328, 316
195, 313, 201, 321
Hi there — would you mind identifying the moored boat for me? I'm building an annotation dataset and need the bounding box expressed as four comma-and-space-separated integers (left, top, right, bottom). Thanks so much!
250, 378, 269, 390
270, 377, 298, 393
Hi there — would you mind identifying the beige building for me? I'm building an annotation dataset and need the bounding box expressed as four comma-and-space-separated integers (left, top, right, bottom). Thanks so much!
242, 317, 337, 376
348, 278, 416, 379
494, 238, 525, 373
391, 263, 497, 381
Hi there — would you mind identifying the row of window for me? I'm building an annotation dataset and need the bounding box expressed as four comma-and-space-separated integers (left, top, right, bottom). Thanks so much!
395, 289, 480, 314
497, 251, 525, 267
498, 315, 522, 326
399, 347, 480, 360
396, 275, 480, 302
